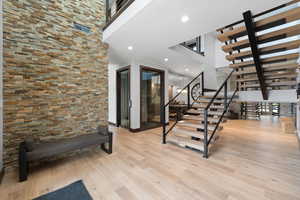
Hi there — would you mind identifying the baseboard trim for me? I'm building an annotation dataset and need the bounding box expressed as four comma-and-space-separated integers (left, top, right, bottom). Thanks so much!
129, 128, 141, 133
108, 121, 117, 126
0, 168, 4, 184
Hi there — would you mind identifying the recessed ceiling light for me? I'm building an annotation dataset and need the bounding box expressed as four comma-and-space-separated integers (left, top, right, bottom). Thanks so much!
164, 58, 169, 62
128, 46, 133, 50
185, 68, 189, 72
181, 15, 189, 23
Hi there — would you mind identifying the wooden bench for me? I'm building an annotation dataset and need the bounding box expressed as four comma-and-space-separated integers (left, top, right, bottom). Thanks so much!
19, 126, 113, 182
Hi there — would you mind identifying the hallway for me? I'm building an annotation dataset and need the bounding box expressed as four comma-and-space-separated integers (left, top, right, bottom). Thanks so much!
1, 119, 300, 200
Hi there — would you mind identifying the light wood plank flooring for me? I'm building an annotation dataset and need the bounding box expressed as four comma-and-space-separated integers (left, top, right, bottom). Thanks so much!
1, 118, 300, 200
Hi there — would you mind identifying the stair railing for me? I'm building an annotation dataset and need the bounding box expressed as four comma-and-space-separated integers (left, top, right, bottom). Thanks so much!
162, 72, 204, 144
203, 69, 238, 158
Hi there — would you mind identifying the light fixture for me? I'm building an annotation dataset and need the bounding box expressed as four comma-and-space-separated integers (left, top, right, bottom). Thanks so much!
185, 68, 189, 72
128, 46, 133, 50
181, 15, 189, 23
164, 58, 169, 62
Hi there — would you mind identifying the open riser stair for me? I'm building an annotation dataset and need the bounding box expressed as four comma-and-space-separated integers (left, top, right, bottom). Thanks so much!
162, 71, 238, 158
217, 0, 300, 98
167, 95, 226, 153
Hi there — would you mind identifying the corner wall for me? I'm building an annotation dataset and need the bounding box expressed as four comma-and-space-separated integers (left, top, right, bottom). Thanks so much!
3, 0, 108, 168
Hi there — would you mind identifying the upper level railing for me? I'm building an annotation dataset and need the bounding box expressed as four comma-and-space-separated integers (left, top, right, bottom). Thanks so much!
203, 69, 238, 158
181, 36, 205, 56
104, 0, 135, 30
162, 72, 204, 144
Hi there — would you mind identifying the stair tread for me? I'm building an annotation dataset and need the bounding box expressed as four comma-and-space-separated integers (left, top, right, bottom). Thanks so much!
192, 104, 224, 109
186, 109, 224, 116
182, 115, 220, 123
172, 127, 207, 139
167, 135, 205, 151
195, 99, 225, 104
177, 121, 222, 131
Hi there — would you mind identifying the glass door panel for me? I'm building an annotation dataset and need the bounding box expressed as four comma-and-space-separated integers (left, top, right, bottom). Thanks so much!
141, 68, 164, 130
117, 69, 130, 129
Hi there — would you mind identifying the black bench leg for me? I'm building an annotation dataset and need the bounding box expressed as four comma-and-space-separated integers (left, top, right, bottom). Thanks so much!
101, 131, 113, 154
19, 142, 28, 182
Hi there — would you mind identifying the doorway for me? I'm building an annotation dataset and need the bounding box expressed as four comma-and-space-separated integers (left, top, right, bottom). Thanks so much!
116, 67, 131, 129
140, 66, 165, 130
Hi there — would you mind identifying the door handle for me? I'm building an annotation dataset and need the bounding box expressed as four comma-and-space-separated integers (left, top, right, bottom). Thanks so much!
129, 99, 132, 109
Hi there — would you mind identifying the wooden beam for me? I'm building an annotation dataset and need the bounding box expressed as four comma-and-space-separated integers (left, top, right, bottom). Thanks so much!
243, 10, 268, 100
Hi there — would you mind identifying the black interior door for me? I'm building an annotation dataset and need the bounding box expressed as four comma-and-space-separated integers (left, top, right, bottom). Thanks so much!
117, 68, 130, 129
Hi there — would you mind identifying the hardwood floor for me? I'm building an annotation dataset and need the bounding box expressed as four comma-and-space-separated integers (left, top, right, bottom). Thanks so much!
1, 118, 300, 200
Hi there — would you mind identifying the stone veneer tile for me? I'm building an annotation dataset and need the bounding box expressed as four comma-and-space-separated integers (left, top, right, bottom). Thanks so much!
3, 0, 108, 167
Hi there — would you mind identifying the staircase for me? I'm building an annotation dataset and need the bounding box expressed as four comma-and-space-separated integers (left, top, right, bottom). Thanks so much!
217, 0, 300, 99
167, 95, 227, 153
162, 71, 238, 158
162, 0, 300, 158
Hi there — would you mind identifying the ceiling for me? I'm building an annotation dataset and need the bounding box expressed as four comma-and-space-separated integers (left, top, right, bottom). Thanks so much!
103, 0, 288, 77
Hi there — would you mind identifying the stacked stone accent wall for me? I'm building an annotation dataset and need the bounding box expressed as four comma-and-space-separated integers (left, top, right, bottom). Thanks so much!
3, 0, 108, 167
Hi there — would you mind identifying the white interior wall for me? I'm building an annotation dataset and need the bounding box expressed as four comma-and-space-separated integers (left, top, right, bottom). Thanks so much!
130, 63, 140, 129
108, 64, 118, 124
201, 33, 217, 89
0, 0, 3, 171
215, 38, 230, 68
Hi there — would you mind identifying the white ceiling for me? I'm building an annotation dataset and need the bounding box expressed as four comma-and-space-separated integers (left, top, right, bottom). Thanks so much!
103, 0, 288, 76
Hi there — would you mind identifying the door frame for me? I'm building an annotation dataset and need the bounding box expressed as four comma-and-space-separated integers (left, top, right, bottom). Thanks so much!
116, 66, 131, 128
139, 66, 165, 131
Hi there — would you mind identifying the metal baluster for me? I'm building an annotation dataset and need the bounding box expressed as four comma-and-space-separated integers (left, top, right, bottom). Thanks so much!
224, 81, 228, 111
162, 106, 166, 144
187, 85, 191, 109
201, 72, 204, 96
203, 109, 208, 158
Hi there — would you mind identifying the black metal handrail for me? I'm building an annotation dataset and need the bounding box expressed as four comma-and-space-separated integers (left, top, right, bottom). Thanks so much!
162, 72, 204, 144
203, 69, 237, 158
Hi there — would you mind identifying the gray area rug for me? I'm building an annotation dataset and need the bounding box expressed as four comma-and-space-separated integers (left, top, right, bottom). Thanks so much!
33, 180, 93, 200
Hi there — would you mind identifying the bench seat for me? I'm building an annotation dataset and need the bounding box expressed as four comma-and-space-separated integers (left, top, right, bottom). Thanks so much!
19, 126, 113, 182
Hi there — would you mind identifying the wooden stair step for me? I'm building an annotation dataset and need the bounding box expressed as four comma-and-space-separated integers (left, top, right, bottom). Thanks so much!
227, 39, 300, 61
218, 6, 300, 42
222, 24, 300, 53
167, 135, 205, 152
195, 99, 225, 104
192, 104, 224, 110
186, 109, 224, 116
230, 53, 299, 69
236, 73, 296, 82
182, 115, 221, 123
235, 62, 298, 75
172, 127, 207, 139
240, 81, 296, 88
177, 121, 222, 132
